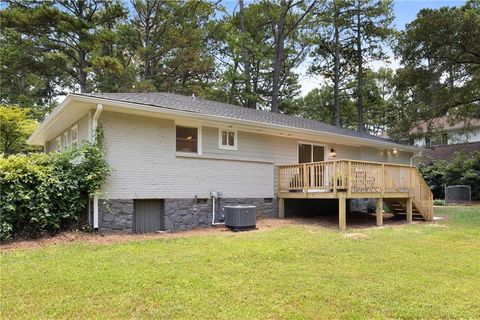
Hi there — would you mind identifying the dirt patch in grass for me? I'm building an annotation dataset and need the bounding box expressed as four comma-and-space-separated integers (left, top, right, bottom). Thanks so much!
345, 233, 369, 240
0, 215, 429, 251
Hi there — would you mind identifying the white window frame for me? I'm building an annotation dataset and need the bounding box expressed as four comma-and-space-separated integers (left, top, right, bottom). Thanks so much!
218, 128, 238, 150
175, 121, 202, 156
70, 124, 79, 146
55, 136, 62, 153
63, 131, 69, 149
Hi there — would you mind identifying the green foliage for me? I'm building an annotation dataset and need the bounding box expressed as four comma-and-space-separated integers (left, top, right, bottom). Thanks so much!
211, 0, 305, 110
419, 151, 480, 200
0, 143, 109, 241
0, 105, 38, 155
394, 1, 480, 138
433, 199, 445, 206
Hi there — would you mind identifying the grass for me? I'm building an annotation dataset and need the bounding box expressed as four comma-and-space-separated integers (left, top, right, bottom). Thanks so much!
1, 207, 480, 319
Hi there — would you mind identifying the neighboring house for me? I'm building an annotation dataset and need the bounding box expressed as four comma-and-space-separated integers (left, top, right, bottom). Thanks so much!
28, 93, 432, 233
408, 117, 480, 164
410, 117, 480, 147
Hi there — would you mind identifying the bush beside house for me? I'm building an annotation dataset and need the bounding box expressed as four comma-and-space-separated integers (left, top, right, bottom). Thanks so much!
0, 143, 109, 241
420, 151, 480, 201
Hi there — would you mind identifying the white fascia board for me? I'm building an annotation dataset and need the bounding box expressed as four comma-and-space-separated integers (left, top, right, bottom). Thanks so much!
43, 94, 422, 152
27, 95, 74, 145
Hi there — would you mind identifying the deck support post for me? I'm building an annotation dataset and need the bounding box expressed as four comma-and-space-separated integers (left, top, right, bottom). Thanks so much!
376, 199, 383, 226
279, 198, 285, 219
339, 196, 346, 232
407, 198, 413, 223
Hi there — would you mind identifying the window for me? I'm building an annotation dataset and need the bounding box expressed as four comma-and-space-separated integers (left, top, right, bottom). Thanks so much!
63, 132, 69, 149
425, 137, 431, 147
219, 128, 237, 150
55, 136, 62, 153
176, 126, 199, 153
70, 124, 78, 146
442, 133, 448, 145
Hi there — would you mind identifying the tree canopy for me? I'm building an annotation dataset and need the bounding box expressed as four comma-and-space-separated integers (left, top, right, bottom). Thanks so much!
1, 0, 478, 143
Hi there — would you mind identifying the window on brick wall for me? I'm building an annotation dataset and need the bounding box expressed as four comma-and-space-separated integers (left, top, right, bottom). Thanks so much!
219, 128, 237, 150
176, 126, 199, 153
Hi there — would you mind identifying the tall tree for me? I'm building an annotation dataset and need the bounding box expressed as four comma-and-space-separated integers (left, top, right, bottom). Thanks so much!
350, 0, 394, 132
211, 1, 303, 110
1, 0, 127, 93
270, 0, 317, 113
0, 27, 63, 114
395, 0, 480, 137
238, 0, 255, 108
130, 0, 217, 95
309, 0, 355, 126
290, 86, 357, 128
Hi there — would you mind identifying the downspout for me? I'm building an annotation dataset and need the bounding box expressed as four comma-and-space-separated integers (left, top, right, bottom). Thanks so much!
211, 192, 225, 226
92, 104, 103, 230
410, 151, 422, 166
92, 104, 103, 143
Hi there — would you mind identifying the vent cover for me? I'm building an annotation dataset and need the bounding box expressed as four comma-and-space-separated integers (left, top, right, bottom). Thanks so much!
223, 205, 256, 232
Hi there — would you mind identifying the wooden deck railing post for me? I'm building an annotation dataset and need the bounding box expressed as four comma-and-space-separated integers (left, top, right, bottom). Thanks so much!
347, 161, 352, 197
303, 163, 308, 193
381, 164, 385, 197
333, 161, 337, 196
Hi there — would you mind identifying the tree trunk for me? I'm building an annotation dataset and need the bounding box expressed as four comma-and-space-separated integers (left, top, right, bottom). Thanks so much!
239, 0, 255, 109
144, 2, 153, 80
271, 2, 288, 113
78, 48, 88, 93
333, 7, 340, 127
355, 3, 364, 132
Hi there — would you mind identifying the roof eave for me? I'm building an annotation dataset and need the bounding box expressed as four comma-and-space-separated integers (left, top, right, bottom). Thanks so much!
27, 95, 74, 145
70, 94, 421, 152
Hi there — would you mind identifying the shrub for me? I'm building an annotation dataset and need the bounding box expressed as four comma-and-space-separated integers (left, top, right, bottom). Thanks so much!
433, 199, 446, 206
419, 151, 480, 201
0, 143, 109, 241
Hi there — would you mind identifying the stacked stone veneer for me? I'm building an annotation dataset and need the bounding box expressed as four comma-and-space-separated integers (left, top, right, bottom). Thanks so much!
98, 199, 134, 233
98, 198, 277, 233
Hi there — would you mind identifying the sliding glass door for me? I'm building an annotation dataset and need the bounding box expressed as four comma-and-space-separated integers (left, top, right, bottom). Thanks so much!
298, 143, 324, 163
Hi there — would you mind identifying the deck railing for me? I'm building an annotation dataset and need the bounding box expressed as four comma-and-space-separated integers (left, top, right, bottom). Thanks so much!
277, 159, 433, 220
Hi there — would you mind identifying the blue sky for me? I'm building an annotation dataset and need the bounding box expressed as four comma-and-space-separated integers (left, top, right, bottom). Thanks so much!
393, 0, 465, 30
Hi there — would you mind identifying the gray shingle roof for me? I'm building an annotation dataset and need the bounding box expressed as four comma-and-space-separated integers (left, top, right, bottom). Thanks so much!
78, 92, 407, 146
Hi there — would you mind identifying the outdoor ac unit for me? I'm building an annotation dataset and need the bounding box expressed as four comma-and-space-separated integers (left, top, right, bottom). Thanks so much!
223, 205, 256, 232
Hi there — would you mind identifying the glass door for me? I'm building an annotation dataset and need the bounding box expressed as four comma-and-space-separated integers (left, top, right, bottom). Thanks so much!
298, 143, 324, 163
298, 143, 325, 189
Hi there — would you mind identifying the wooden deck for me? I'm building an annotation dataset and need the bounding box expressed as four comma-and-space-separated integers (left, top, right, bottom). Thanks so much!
277, 160, 433, 231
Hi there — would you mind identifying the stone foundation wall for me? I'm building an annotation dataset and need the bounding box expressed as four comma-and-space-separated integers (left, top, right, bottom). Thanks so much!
98, 197, 277, 233
98, 199, 134, 233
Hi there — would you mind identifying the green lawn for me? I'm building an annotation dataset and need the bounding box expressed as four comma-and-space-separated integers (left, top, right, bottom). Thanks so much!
1, 207, 479, 319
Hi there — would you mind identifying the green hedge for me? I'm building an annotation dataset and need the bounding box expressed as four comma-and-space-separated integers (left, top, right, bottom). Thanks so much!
419, 151, 480, 201
0, 143, 109, 241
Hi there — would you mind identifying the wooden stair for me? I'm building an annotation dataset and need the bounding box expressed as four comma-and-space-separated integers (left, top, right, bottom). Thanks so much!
383, 199, 424, 220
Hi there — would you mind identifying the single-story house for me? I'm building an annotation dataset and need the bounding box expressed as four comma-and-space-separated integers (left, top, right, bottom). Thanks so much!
27, 93, 433, 232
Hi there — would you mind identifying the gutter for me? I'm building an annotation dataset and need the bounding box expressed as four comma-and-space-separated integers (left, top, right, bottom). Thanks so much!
92, 104, 103, 231
92, 103, 103, 143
